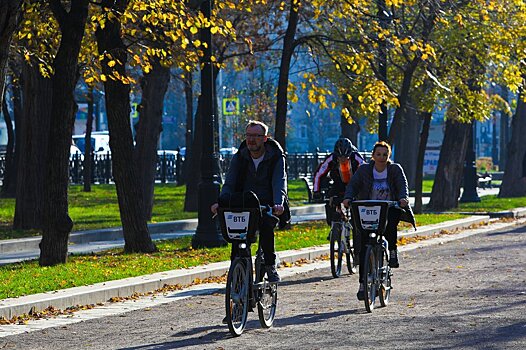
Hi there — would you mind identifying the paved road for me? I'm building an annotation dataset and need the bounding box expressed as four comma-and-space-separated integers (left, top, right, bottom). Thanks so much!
2, 219, 525, 349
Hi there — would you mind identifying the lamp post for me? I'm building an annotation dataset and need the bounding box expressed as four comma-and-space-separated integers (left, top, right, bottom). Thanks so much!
459, 121, 480, 203
191, 0, 225, 248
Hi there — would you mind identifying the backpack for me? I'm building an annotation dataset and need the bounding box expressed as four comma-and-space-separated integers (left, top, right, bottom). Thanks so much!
235, 138, 291, 229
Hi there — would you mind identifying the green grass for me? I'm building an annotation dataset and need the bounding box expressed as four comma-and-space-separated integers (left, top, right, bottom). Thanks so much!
0, 213, 465, 300
0, 182, 308, 240
456, 195, 526, 212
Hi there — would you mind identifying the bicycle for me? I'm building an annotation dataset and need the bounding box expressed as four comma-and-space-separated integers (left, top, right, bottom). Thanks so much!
327, 196, 357, 278
350, 200, 400, 312
217, 192, 279, 337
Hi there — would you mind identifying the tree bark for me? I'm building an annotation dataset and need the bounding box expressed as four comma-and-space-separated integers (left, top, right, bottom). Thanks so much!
428, 119, 471, 211
1, 91, 15, 197
182, 72, 193, 185
274, 0, 299, 150
2, 62, 22, 198
414, 111, 432, 214
0, 0, 22, 109
499, 86, 510, 170
393, 101, 420, 190
13, 61, 52, 230
39, 0, 90, 266
340, 112, 360, 146
96, 0, 156, 253
135, 57, 170, 220
83, 87, 94, 192
499, 87, 526, 197
184, 95, 202, 212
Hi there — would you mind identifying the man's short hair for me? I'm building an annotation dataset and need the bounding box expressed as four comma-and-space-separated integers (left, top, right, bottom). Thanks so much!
246, 120, 269, 135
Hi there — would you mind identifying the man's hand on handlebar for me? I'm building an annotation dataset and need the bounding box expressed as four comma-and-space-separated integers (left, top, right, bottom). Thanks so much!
342, 198, 351, 208
273, 204, 284, 216
211, 203, 219, 215
399, 198, 409, 208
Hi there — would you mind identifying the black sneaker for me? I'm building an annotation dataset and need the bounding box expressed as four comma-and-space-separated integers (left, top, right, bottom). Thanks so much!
356, 283, 365, 301
265, 265, 281, 283
389, 249, 399, 268
222, 316, 228, 324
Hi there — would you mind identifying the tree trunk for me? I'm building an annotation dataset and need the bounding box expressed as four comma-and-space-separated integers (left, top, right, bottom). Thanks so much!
2, 63, 22, 197
499, 86, 510, 170
13, 61, 52, 230
96, 0, 156, 253
184, 95, 203, 212
499, 87, 526, 197
0, 0, 22, 109
274, 0, 299, 150
1, 92, 15, 197
39, 0, 90, 266
182, 72, 193, 185
393, 101, 420, 190
135, 58, 170, 220
83, 87, 94, 192
414, 111, 432, 214
428, 119, 471, 211
340, 111, 360, 146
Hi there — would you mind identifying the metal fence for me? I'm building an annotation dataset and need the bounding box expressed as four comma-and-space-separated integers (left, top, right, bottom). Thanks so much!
0, 150, 371, 185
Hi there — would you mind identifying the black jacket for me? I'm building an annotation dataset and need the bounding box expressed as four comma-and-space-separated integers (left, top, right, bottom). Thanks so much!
221, 138, 287, 206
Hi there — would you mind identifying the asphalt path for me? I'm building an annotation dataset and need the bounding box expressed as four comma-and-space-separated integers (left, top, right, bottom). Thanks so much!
2, 219, 525, 349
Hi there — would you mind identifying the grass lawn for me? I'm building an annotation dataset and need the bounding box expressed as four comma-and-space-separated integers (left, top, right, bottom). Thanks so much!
0, 212, 467, 300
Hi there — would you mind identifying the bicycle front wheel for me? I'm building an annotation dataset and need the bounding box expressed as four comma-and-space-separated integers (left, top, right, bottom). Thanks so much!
225, 259, 250, 336
363, 246, 377, 313
330, 225, 343, 278
345, 231, 357, 275
379, 247, 392, 307
257, 280, 278, 328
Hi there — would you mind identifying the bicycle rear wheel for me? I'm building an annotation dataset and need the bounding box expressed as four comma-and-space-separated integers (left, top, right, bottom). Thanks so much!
379, 248, 392, 307
225, 259, 249, 336
257, 280, 278, 328
363, 246, 377, 313
330, 225, 343, 278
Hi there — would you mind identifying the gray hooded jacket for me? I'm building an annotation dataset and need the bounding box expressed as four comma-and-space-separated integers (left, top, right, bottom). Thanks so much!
344, 160, 416, 228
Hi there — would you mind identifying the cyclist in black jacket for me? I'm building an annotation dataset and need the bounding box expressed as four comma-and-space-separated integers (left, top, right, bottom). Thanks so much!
211, 120, 286, 283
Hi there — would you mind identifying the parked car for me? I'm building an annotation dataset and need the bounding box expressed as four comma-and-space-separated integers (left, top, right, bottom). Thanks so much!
72, 131, 110, 155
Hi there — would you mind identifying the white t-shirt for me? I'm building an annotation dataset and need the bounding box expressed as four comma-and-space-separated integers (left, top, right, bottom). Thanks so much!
252, 154, 264, 171
371, 167, 389, 200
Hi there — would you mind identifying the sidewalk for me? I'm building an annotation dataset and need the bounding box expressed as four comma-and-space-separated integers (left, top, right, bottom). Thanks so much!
2, 187, 524, 321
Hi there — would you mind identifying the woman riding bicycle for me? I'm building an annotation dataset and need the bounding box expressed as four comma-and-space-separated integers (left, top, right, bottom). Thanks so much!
343, 141, 415, 301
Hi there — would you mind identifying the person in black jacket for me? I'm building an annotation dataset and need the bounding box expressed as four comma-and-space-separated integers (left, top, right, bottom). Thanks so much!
343, 141, 416, 301
211, 120, 286, 283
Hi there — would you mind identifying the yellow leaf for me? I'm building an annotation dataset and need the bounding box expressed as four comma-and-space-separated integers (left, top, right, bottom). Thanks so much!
101, 74, 107, 82
108, 60, 116, 67
190, 26, 198, 35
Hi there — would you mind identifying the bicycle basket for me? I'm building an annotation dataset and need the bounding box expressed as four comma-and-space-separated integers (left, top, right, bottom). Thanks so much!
350, 200, 390, 236
217, 192, 262, 243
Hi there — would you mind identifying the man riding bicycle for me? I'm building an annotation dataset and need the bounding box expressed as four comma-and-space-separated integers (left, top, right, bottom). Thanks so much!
211, 120, 286, 283
312, 138, 364, 241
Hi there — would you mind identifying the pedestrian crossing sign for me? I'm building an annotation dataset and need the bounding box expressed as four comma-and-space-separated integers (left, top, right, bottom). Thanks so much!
223, 98, 239, 115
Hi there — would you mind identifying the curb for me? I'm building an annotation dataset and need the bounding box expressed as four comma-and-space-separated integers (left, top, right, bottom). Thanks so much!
0, 215, 494, 320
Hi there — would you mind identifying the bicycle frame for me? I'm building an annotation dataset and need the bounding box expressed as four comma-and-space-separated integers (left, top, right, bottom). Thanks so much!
351, 200, 398, 312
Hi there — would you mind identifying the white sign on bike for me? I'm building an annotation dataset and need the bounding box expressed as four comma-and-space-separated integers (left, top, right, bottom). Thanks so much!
224, 211, 251, 239
358, 206, 381, 230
